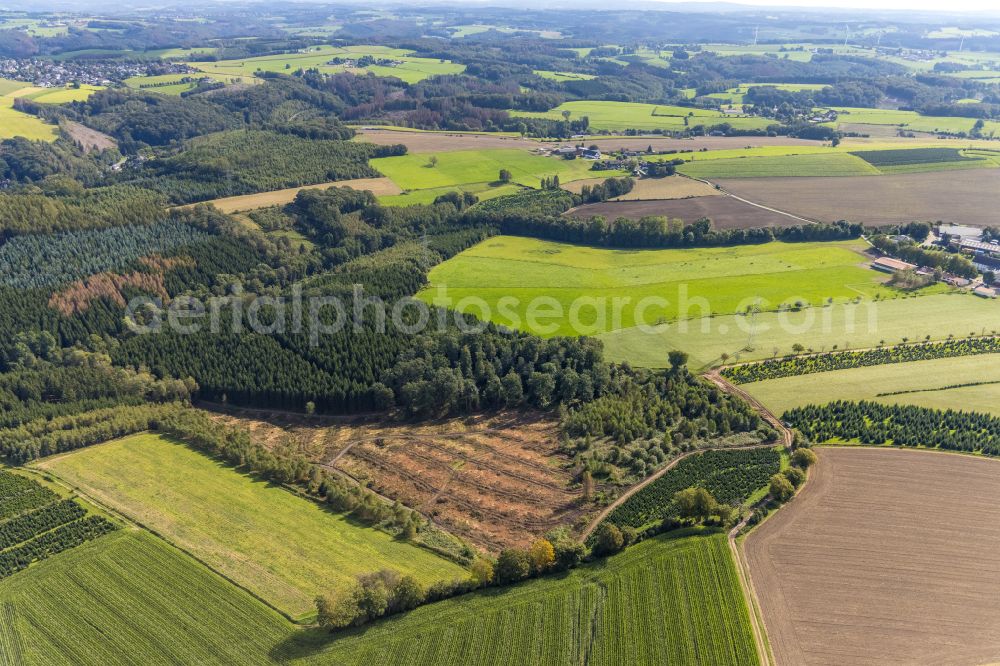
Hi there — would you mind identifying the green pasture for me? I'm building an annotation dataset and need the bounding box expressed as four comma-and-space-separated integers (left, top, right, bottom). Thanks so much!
534, 70, 596, 82
35, 433, 467, 620
510, 100, 774, 132
370, 149, 621, 194
742, 353, 1000, 416
419, 236, 906, 338
188, 45, 464, 84
23, 84, 104, 104
379, 182, 524, 207
829, 106, 1000, 135
678, 152, 879, 178
599, 292, 996, 369
0, 98, 56, 141
0, 77, 27, 96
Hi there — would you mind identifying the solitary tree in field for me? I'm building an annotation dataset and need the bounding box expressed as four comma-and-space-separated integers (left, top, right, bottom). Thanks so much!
562, 109, 571, 122
667, 350, 689, 371
792, 343, 805, 354
498, 168, 512, 183
427, 155, 438, 168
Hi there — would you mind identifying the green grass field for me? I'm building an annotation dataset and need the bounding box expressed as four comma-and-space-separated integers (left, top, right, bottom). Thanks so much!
35, 433, 467, 620
510, 100, 774, 132
829, 106, 1000, 136
599, 292, 997, 369
0, 529, 294, 664
742, 353, 1000, 416
378, 182, 524, 206
678, 152, 880, 178
189, 45, 464, 85
370, 149, 620, 195
533, 70, 596, 82
0, 98, 56, 141
420, 236, 905, 337
23, 84, 104, 104
290, 531, 758, 666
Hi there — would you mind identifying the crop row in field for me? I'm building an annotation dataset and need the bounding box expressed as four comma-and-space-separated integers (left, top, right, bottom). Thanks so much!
0, 470, 117, 581
741, 353, 1000, 417
35, 433, 468, 620
295, 532, 759, 666
605, 448, 781, 530
850, 146, 977, 166
0, 530, 294, 664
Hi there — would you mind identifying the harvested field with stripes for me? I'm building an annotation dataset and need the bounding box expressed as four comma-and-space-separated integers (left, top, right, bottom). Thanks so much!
209, 408, 583, 552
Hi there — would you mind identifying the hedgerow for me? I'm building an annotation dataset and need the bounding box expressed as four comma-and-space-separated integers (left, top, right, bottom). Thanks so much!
722, 337, 1000, 384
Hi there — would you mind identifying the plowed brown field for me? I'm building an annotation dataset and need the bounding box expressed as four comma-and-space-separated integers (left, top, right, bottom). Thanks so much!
717, 170, 1000, 227
745, 447, 1000, 666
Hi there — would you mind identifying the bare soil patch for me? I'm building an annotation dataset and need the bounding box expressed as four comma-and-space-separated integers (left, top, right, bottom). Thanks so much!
745, 447, 1000, 666
194, 177, 402, 213
717, 170, 1000, 227
207, 407, 585, 552
567, 194, 803, 229
63, 120, 116, 152
356, 129, 542, 153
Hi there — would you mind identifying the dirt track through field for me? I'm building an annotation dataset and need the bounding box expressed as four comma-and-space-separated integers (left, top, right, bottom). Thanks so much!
745, 447, 1000, 665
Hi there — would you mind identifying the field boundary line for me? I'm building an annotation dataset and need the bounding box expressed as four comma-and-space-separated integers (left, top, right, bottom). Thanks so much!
687, 175, 818, 225
31, 456, 310, 627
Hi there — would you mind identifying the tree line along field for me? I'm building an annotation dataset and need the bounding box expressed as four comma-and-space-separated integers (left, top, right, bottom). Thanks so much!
598, 292, 999, 369
293, 532, 759, 666
420, 235, 917, 339
745, 448, 1000, 666
34, 433, 468, 620
741, 353, 1000, 418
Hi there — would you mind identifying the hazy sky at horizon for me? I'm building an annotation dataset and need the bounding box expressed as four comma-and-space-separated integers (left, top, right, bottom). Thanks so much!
651, 0, 997, 12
